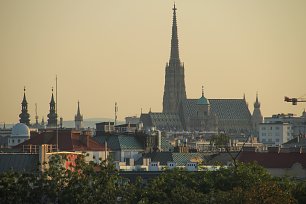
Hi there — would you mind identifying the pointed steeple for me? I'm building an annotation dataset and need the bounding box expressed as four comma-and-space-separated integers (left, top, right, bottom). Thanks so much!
19, 87, 30, 126
169, 3, 180, 64
22, 86, 27, 105
41, 117, 45, 126
77, 101, 81, 116
252, 92, 263, 134
254, 92, 260, 108
163, 4, 187, 113
47, 87, 57, 127
202, 85, 204, 97
75, 101, 83, 130
50, 87, 55, 105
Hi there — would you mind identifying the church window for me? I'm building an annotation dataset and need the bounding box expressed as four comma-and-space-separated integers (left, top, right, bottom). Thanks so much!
12, 139, 14, 143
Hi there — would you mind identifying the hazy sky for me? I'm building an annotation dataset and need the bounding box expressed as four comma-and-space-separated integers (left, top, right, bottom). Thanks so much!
0, 0, 306, 124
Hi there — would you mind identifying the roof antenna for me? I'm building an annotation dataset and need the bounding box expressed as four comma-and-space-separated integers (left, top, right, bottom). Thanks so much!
115, 102, 118, 126
35, 103, 39, 125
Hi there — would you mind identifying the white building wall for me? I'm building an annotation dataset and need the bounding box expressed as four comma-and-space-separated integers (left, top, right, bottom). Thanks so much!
259, 123, 293, 146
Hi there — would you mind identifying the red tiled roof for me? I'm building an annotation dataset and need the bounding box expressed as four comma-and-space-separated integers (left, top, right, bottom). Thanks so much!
238, 151, 306, 169
15, 130, 108, 152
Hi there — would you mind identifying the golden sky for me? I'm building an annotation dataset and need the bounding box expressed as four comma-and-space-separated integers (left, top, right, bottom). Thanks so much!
0, 0, 306, 124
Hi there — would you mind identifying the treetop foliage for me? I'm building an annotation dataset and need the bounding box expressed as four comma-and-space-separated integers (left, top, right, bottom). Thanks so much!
0, 154, 305, 204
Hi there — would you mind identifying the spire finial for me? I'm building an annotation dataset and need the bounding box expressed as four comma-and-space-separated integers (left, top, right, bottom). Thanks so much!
243, 93, 246, 100
52, 87, 54, 93
202, 85, 204, 97
169, 3, 180, 63
24, 86, 26, 92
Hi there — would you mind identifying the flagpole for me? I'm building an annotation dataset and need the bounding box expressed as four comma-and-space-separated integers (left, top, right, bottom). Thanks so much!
56, 75, 58, 152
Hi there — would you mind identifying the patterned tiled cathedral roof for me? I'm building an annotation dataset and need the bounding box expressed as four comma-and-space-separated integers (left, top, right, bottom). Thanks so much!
140, 112, 183, 131
181, 99, 251, 120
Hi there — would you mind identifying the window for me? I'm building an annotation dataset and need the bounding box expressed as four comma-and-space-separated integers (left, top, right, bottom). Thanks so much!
275, 126, 280, 130
270, 127, 273, 130
12, 139, 14, 143
262, 127, 266, 130
18, 139, 20, 143
262, 139, 266, 142
276, 139, 280, 142
262, 133, 266, 137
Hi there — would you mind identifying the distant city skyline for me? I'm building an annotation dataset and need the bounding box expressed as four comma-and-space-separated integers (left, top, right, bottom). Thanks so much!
1, 0, 305, 124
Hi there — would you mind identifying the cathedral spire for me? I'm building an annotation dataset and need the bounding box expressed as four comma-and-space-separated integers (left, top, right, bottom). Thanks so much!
169, 3, 180, 64
163, 4, 187, 113
19, 86, 30, 126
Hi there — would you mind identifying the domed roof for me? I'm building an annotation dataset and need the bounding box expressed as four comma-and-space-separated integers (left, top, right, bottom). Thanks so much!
197, 86, 210, 105
197, 96, 210, 105
11, 123, 30, 137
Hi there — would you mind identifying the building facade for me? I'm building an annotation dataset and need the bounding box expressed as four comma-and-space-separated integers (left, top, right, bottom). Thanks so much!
259, 122, 293, 146
264, 112, 306, 137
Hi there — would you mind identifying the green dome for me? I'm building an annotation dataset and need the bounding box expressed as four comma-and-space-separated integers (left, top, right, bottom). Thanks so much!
197, 96, 210, 105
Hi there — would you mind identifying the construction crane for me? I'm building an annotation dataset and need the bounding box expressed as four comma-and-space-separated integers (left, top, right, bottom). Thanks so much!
284, 96, 306, 105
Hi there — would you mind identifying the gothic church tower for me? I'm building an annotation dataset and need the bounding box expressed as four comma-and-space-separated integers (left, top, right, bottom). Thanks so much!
252, 93, 263, 134
47, 88, 58, 127
19, 87, 30, 126
75, 101, 83, 130
163, 4, 187, 113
